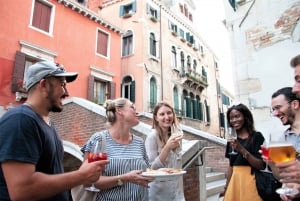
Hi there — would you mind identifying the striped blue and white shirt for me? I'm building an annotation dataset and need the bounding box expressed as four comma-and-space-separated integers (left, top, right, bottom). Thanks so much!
81, 130, 150, 201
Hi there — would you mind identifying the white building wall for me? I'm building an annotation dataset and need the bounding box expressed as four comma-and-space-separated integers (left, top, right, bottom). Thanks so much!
223, 0, 300, 139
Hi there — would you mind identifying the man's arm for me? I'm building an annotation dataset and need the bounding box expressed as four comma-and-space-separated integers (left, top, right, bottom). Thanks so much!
2, 159, 108, 201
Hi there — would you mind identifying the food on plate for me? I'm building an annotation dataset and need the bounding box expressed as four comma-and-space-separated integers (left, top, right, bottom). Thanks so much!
146, 168, 182, 174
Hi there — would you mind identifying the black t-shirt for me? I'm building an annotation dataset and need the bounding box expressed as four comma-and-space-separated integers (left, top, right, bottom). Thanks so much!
0, 105, 69, 201
225, 131, 265, 166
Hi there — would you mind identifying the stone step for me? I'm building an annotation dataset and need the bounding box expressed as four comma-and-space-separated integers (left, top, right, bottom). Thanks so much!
207, 193, 224, 201
206, 172, 226, 183
206, 178, 226, 197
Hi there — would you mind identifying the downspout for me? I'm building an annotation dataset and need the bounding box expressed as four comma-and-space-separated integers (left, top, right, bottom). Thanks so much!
239, 0, 256, 28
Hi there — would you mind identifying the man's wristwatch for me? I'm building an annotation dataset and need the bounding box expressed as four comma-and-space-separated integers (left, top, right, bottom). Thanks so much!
117, 175, 123, 186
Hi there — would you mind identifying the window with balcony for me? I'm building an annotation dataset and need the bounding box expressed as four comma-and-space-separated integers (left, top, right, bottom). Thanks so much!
149, 33, 157, 57
168, 21, 178, 36
119, 1, 136, 18
146, 4, 158, 21
31, 0, 53, 33
96, 29, 109, 57
122, 30, 133, 56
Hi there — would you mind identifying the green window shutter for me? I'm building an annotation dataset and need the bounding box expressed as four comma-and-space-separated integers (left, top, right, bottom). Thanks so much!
186, 97, 191, 118
132, 1, 137, 12
130, 80, 135, 103
11, 51, 26, 93
217, 80, 221, 95
206, 105, 210, 122
195, 100, 199, 119
220, 112, 225, 127
87, 75, 95, 101
150, 79, 157, 108
119, 5, 124, 16
192, 99, 197, 119
108, 82, 116, 100
146, 3, 150, 14
199, 102, 203, 121
173, 88, 179, 115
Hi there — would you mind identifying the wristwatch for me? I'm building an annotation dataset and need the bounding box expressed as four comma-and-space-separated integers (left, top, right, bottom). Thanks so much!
117, 175, 123, 186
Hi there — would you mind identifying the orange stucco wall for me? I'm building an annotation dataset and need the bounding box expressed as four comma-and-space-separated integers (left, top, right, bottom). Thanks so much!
0, 0, 122, 107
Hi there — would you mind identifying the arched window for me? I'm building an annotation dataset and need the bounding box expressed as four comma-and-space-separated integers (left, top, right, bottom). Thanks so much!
150, 33, 156, 57
171, 46, 177, 68
122, 76, 135, 102
149, 77, 157, 109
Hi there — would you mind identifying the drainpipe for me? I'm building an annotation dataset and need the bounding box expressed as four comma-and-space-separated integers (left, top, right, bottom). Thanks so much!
159, 3, 163, 100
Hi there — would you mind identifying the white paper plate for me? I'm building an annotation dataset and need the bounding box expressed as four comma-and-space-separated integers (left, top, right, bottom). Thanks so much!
141, 170, 186, 181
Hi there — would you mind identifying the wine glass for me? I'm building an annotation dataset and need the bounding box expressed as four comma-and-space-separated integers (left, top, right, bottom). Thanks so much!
227, 127, 238, 155
171, 124, 183, 154
260, 134, 272, 173
268, 141, 299, 196
85, 140, 107, 192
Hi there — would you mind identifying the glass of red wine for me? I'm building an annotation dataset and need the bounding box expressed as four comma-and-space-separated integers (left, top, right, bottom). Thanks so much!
85, 140, 107, 192
261, 134, 272, 173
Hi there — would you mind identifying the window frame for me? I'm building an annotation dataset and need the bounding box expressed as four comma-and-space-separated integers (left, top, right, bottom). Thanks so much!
30, 0, 55, 35
96, 28, 110, 58
122, 30, 133, 57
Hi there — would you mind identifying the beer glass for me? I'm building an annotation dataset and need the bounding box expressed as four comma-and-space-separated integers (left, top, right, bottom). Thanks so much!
268, 142, 298, 196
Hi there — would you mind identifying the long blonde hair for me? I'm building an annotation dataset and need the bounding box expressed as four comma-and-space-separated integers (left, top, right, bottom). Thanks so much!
152, 101, 179, 146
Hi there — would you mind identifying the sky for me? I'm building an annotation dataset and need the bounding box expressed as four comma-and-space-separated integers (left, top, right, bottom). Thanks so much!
193, 0, 234, 94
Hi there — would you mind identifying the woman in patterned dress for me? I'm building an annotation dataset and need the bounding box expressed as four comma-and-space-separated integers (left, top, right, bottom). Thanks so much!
81, 98, 153, 201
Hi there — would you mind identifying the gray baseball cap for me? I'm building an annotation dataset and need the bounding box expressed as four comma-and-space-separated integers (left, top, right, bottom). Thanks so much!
25, 61, 78, 91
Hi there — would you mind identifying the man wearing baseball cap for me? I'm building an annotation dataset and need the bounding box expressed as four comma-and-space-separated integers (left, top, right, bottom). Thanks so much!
0, 61, 108, 201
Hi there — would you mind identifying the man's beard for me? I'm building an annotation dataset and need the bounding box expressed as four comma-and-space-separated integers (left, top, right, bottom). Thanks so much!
285, 107, 295, 126
46, 84, 63, 113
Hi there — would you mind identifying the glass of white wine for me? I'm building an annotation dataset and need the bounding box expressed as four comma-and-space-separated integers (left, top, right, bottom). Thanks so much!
268, 141, 298, 196
227, 127, 238, 155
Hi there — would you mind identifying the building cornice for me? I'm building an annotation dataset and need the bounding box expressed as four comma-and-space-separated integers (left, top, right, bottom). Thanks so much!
57, 0, 124, 34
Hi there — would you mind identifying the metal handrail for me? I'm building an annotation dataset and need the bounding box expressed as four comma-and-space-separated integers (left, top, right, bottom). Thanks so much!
183, 146, 216, 170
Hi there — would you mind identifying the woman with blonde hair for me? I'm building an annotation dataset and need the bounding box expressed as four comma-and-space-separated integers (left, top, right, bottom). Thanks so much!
145, 101, 185, 201
81, 98, 153, 201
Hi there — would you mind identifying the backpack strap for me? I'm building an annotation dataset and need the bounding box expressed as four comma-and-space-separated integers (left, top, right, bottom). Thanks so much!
100, 132, 106, 152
